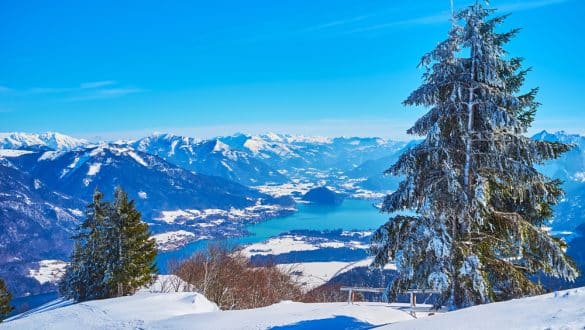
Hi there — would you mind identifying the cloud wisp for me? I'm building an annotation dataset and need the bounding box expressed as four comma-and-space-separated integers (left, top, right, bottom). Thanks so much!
497, 0, 569, 12
0, 81, 143, 101
302, 0, 569, 36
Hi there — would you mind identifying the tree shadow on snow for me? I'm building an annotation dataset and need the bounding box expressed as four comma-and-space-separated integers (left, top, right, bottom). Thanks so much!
268, 316, 376, 330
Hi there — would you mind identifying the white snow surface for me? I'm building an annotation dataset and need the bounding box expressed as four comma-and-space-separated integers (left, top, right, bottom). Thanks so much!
151, 230, 198, 251
3, 292, 219, 329
382, 287, 585, 330
241, 235, 320, 256
4, 297, 419, 329
0, 149, 34, 157
128, 150, 149, 167
240, 235, 368, 257
5, 286, 584, 329
27, 260, 68, 285
86, 163, 101, 176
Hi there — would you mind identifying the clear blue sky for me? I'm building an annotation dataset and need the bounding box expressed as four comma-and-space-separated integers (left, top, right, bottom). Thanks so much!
1, 0, 583, 140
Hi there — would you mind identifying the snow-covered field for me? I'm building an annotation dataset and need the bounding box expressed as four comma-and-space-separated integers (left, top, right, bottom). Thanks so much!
382, 287, 585, 330
2, 294, 424, 329
3, 292, 220, 329
4, 287, 584, 329
151, 230, 202, 251
155, 204, 295, 226
0, 149, 34, 157
27, 260, 68, 285
240, 233, 369, 257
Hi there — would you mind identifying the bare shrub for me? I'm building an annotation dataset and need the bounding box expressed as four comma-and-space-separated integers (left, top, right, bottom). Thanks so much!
172, 244, 303, 310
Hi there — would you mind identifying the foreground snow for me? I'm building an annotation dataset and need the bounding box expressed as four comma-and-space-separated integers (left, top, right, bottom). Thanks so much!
383, 287, 585, 330
4, 286, 584, 329
152, 301, 422, 329
3, 297, 422, 330
3, 292, 219, 329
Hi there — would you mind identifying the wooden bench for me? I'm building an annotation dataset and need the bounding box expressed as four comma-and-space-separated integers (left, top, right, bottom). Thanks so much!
340, 286, 441, 314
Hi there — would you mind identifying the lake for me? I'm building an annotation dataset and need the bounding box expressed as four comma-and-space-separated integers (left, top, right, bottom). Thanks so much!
156, 199, 390, 272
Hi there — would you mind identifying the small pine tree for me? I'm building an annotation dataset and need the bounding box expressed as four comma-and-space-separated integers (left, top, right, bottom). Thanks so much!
370, 1, 578, 310
60, 188, 157, 301
0, 278, 13, 322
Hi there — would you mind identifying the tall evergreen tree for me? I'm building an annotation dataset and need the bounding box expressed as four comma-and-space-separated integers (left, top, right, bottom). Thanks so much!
0, 278, 13, 322
60, 188, 157, 301
371, 1, 578, 309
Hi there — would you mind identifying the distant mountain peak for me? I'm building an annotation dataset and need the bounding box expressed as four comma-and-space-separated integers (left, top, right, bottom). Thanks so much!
0, 132, 87, 151
532, 130, 583, 145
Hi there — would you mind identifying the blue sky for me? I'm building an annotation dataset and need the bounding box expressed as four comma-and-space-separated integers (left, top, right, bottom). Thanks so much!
1, 0, 583, 140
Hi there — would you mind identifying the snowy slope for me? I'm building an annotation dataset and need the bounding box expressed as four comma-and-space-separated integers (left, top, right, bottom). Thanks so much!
5, 288, 583, 329
382, 287, 585, 330
2, 296, 420, 329
133, 134, 288, 185
0, 157, 84, 296
2, 292, 219, 329
9, 144, 290, 217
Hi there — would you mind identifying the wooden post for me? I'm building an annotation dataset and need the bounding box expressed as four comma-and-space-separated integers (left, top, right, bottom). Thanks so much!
347, 288, 353, 304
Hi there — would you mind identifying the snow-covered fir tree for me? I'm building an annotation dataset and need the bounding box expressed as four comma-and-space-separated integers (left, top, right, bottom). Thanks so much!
0, 277, 13, 322
60, 188, 157, 301
370, 1, 578, 309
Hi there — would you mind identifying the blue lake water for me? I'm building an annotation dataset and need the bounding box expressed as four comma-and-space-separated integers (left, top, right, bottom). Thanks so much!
156, 199, 390, 272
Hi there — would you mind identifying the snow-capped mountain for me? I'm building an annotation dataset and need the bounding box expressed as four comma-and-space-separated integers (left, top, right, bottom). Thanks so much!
9, 144, 290, 218
0, 158, 82, 264
133, 134, 288, 185
533, 130, 585, 182
2, 130, 584, 298
0, 157, 85, 297
218, 133, 409, 173
0, 132, 87, 151
532, 130, 585, 231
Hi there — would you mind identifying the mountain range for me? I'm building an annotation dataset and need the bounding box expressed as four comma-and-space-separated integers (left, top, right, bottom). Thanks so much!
1, 130, 584, 297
